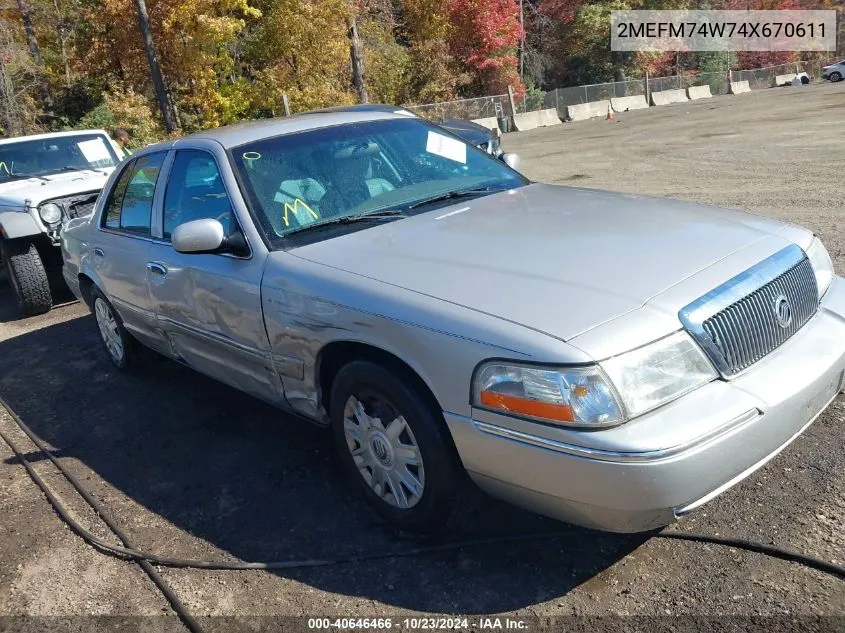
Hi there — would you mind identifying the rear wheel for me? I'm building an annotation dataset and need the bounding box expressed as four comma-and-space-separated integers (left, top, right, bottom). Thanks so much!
0, 239, 52, 316
830, 71, 842, 82
91, 287, 138, 370
329, 360, 467, 534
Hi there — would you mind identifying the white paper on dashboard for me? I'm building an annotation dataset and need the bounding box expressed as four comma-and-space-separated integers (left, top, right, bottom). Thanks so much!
425, 131, 466, 164
77, 139, 111, 163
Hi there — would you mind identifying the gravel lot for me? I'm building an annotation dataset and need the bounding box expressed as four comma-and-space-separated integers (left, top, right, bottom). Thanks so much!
1, 81, 844, 630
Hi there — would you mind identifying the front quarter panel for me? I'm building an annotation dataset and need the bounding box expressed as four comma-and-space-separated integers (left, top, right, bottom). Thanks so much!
260, 250, 591, 421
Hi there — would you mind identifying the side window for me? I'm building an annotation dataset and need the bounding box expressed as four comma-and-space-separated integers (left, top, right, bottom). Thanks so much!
103, 162, 135, 229
163, 150, 236, 239
102, 152, 165, 234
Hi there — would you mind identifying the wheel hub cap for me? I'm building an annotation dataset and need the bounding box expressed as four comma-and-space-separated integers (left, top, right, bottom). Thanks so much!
94, 298, 124, 363
343, 395, 425, 509
369, 432, 394, 467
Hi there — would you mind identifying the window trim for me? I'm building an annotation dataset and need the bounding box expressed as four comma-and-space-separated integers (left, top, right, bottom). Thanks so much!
159, 147, 252, 260
98, 151, 167, 240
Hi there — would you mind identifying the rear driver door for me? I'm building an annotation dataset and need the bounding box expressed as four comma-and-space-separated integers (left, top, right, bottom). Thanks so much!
92, 151, 170, 354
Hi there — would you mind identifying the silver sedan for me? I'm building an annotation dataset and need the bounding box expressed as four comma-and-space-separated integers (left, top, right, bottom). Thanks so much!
61, 109, 845, 534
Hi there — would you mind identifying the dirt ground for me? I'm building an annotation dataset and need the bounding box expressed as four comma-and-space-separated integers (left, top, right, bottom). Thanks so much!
1, 81, 844, 631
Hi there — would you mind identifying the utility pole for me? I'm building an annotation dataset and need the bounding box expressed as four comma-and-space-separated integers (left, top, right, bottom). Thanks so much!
519, 0, 525, 80
133, 0, 175, 133
16, 0, 51, 109
346, 15, 368, 104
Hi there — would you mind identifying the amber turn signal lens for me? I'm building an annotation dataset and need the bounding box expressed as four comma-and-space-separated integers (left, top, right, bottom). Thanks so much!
479, 390, 575, 423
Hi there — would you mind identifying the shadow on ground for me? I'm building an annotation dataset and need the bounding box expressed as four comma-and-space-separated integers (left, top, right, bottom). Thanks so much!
0, 301, 645, 613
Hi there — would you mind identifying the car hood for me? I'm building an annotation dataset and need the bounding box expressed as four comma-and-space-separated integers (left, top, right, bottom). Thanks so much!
439, 119, 491, 146
289, 183, 798, 342
0, 168, 112, 207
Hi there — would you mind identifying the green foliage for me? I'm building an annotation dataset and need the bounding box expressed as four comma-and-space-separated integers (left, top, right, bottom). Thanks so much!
522, 77, 545, 112
52, 78, 107, 125
359, 18, 411, 105
75, 89, 163, 147
693, 51, 738, 74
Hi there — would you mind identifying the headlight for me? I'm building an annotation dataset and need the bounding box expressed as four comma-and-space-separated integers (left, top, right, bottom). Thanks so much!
38, 202, 62, 225
806, 237, 834, 298
601, 331, 717, 417
472, 362, 625, 427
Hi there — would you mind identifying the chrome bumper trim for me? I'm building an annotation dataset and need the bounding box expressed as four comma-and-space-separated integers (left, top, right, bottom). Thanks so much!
473, 407, 761, 464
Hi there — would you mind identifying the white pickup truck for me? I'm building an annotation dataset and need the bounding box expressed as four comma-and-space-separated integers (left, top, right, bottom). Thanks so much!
0, 130, 124, 315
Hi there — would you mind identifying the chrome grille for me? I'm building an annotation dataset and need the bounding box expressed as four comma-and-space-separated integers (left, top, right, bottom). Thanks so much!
680, 245, 819, 377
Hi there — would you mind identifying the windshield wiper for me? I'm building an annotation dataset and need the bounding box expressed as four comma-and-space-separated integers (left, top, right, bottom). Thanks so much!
60, 165, 107, 175
406, 187, 500, 210
283, 209, 406, 236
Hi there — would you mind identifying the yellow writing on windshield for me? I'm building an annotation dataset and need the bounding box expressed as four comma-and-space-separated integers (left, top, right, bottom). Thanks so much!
283, 198, 319, 227
0, 162, 9, 175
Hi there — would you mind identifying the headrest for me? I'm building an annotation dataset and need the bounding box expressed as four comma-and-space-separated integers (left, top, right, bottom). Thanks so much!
333, 141, 379, 161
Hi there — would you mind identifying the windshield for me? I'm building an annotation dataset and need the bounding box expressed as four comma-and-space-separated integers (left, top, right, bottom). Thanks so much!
0, 133, 119, 181
231, 118, 527, 246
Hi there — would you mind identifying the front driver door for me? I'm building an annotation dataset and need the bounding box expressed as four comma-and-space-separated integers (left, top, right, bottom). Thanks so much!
145, 148, 284, 405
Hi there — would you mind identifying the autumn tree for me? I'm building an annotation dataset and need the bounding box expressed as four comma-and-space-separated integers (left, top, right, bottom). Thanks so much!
246, 0, 355, 114
447, 0, 524, 95
0, 20, 42, 135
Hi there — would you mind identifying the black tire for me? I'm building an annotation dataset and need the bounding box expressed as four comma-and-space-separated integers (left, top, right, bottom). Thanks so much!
329, 360, 467, 535
90, 286, 139, 370
0, 239, 52, 316
830, 71, 842, 82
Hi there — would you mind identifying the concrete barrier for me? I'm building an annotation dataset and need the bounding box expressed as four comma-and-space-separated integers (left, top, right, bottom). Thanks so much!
686, 85, 713, 100
774, 73, 796, 86
649, 89, 688, 106
536, 108, 561, 126
565, 100, 611, 122
610, 95, 649, 112
511, 111, 541, 131
471, 117, 501, 133
728, 80, 751, 94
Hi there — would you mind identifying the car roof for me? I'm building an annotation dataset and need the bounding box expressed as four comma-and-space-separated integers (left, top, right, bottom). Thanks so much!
184, 109, 418, 148
0, 129, 111, 146
150, 108, 421, 152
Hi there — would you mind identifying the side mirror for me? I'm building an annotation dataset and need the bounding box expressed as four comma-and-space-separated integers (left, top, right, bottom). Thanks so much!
501, 153, 520, 171
172, 219, 226, 254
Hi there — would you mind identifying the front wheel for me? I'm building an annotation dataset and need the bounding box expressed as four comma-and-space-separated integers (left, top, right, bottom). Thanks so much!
0, 239, 52, 316
330, 360, 467, 534
830, 71, 842, 82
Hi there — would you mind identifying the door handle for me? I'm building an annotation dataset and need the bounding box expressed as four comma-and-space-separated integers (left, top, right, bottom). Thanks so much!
93, 247, 104, 257
146, 262, 168, 276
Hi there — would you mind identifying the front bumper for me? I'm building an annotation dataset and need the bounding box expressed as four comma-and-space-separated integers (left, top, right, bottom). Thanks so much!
446, 275, 845, 532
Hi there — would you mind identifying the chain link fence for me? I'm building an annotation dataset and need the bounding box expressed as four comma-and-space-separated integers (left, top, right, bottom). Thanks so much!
405, 95, 514, 122
409, 58, 841, 123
